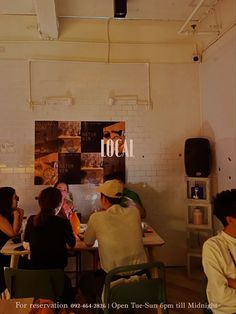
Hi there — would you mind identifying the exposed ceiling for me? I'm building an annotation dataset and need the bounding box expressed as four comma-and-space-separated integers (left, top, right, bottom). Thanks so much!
0, 0, 219, 40
0, 0, 229, 62
0, 0, 218, 20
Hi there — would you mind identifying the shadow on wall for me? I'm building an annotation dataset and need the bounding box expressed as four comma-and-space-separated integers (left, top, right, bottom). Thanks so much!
201, 120, 217, 192
126, 182, 158, 218
202, 120, 236, 211
214, 137, 236, 190
66, 174, 187, 265
69, 184, 100, 223
127, 181, 187, 266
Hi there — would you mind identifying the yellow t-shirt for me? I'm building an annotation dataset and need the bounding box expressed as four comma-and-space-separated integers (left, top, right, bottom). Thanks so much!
84, 204, 147, 273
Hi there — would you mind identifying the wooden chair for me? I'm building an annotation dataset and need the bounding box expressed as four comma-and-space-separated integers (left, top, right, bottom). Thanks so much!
4, 268, 65, 301
103, 261, 168, 313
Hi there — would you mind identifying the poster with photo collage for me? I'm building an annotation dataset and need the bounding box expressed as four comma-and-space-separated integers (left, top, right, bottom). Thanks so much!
34, 121, 125, 185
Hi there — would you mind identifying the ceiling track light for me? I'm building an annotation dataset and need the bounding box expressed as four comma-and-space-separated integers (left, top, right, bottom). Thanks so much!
114, 0, 127, 18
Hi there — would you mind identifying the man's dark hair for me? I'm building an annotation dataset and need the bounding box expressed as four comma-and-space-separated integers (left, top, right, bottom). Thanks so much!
213, 189, 236, 226
101, 193, 121, 205
104, 172, 125, 183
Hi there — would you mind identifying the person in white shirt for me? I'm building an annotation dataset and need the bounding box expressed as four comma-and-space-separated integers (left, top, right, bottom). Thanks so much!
202, 189, 236, 314
79, 179, 147, 304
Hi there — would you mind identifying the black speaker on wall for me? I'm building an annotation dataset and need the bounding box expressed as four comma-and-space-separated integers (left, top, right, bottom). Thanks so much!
114, 0, 127, 18
184, 138, 211, 177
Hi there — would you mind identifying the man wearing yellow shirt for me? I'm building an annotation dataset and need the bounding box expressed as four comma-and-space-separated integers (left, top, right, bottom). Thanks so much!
80, 179, 147, 304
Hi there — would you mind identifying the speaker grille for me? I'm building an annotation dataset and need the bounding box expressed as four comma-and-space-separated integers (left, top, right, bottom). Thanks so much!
114, 0, 127, 18
184, 138, 211, 177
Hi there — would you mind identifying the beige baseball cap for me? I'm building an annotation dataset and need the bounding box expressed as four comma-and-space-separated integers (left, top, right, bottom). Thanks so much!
96, 179, 123, 198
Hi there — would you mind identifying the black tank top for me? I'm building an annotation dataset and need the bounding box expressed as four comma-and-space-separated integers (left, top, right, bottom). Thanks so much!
0, 214, 13, 249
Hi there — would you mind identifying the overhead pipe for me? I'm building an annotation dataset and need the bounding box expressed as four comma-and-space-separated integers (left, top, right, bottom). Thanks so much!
202, 20, 236, 54
178, 0, 206, 34
27, 59, 152, 110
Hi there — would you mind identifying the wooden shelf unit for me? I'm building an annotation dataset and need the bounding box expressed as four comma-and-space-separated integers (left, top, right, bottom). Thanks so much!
185, 177, 213, 277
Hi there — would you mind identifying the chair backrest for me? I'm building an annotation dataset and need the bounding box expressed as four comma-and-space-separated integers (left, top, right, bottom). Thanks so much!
103, 261, 168, 313
4, 268, 65, 301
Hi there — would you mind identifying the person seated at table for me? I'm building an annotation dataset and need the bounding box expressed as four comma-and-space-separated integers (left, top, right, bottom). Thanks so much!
104, 173, 146, 218
0, 187, 24, 294
79, 179, 147, 304
24, 187, 76, 308
54, 181, 74, 219
54, 180, 81, 236
202, 189, 236, 313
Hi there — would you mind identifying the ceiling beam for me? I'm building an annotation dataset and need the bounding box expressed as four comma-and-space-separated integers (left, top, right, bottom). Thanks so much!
0, 0, 35, 15
34, 0, 58, 40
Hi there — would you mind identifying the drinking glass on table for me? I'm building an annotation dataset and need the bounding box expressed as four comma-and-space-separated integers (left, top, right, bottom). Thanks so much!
20, 217, 27, 242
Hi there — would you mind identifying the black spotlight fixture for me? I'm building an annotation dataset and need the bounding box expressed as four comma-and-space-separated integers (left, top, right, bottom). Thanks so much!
114, 0, 127, 18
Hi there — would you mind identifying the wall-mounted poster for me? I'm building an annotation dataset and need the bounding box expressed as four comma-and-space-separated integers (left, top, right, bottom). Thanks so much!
35, 121, 125, 185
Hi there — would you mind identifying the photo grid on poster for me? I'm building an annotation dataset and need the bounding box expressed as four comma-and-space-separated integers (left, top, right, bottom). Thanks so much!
35, 121, 125, 185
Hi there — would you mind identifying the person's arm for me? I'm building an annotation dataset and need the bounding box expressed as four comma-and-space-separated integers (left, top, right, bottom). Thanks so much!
0, 214, 18, 237
64, 219, 76, 248
13, 207, 24, 234
63, 202, 73, 219
135, 202, 146, 219
84, 214, 96, 247
122, 189, 146, 219
57, 207, 68, 219
23, 216, 32, 242
17, 207, 24, 220
12, 209, 22, 234
133, 193, 146, 219
202, 241, 236, 310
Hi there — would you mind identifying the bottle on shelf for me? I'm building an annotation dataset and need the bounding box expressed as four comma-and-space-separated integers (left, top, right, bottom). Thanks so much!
192, 208, 203, 225
191, 184, 204, 199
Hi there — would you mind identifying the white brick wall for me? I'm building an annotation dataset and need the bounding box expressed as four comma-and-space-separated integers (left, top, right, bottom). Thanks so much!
200, 27, 236, 192
0, 59, 200, 265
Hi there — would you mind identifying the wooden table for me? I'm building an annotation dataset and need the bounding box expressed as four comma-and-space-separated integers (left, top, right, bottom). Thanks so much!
1, 227, 165, 313
1, 226, 165, 268
142, 226, 165, 261
68, 226, 165, 283
0, 298, 34, 314
0, 242, 30, 268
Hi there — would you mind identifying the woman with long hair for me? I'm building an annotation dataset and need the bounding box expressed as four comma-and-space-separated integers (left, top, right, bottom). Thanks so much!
24, 187, 75, 269
0, 186, 24, 293
24, 187, 76, 307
